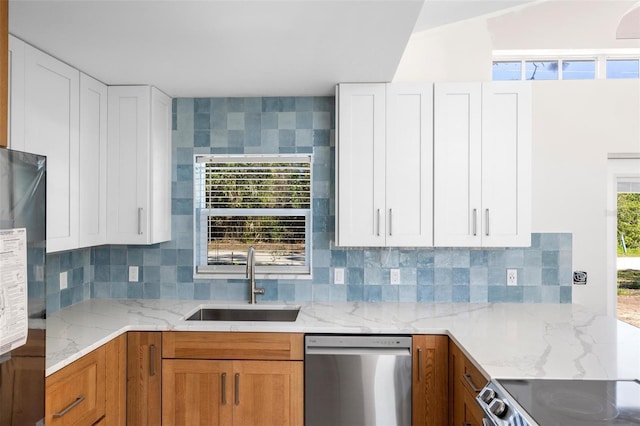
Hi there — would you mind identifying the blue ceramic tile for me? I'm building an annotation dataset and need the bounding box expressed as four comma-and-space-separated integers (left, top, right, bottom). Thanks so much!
95, 265, 110, 282
313, 267, 330, 284
111, 248, 127, 265
488, 286, 507, 302
227, 112, 245, 130
542, 268, 559, 285
279, 129, 295, 147
161, 283, 178, 298
506, 286, 523, 302
399, 285, 417, 302
542, 251, 559, 267
295, 129, 313, 147
453, 285, 470, 302
194, 98, 211, 113
399, 250, 417, 267
505, 249, 524, 266
417, 249, 435, 268
416, 286, 435, 302
177, 165, 193, 181
313, 97, 333, 112
522, 267, 542, 286
558, 234, 572, 251
400, 268, 417, 285
558, 250, 572, 267
469, 286, 488, 303
47, 295, 61, 314
177, 282, 194, 299
541, 233, 560, 249
306, 285, 327, 302
211, 111, 227, 130
194, 282, 211, 300
93, 282, 110, 299
313, 129, 330, 146
60, 251, 72, 270
228, 130, 245, 147
558, 268, 573, 285
488, 268, 505, 286
364, 286, 382, 302
160, 266, 177, 283
296, 97, 313, 111
195, 113, 210, 130
296, 112, 313, 129
278, 283, 295, 301
143, 266, 160, 283
347, 285, 363, 301
177, 249, 193, 266
453, 268, 470, 285
434, 268, 452, 286
541, 286, 560, 303
523, 286, 542, 303
434, 250, 451, 267
261, 113, 278, 129
111, 266, 127, 282
111, 282, 127, 298
210, 98, 227, 114
177, 266, 192, 283
470, 267, 488, 286
330, 285, 346, 301
364, 268, 384, 285
524, 250, 542, 267
128, 247, 144, 265
161, 249, 177, 265
530, 233, 541, 248
128, 284, 144, 299
382, 285, 399, 302
417, 268, 434, 286
488, 250, 505, 267
194, 131, 210, 147
295, 283, 312, 301
433, 285, 451, 302
263, 97, 285, 112
331, 250, 347, 267
313, 112, 331, 129
560, 286, 572, 303
451, 250, 470, 267
313, 249, 330, 267
347, 268, 364, 285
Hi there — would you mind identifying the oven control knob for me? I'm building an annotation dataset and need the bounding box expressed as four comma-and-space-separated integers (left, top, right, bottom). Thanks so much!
489, 399, 508, 418
479, 388, 496, 403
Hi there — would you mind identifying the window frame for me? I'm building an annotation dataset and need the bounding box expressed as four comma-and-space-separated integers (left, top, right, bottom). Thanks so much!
193, 153, 313, 280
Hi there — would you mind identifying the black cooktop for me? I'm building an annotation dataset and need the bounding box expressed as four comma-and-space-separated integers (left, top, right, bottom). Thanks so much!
497, 379, 640, 425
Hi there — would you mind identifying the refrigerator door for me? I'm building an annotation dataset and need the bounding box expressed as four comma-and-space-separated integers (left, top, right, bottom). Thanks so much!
0, 147, 46, 425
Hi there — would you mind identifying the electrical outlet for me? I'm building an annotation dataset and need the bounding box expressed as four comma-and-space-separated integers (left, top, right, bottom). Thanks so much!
334, 268, 345, 285
390, 269, 401, 285
59, 271, 68, 290
507, 269, 518, 286
129, 266, 139, 282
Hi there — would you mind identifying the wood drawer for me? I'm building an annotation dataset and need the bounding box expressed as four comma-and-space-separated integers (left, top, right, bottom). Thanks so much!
459, 353, 487, 396
46, 346, 106, 425
162, 332, 304, 360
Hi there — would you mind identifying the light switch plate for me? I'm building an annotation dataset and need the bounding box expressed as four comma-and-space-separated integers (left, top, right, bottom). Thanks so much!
334, 268, 345, 285
59, 271, 68, 290
129, 266, 139, 282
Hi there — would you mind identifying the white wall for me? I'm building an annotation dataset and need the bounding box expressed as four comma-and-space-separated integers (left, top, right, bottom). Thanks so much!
394, 0, 640, 314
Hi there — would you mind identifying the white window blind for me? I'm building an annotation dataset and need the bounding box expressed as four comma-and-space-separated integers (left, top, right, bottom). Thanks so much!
194, 155, 312, 276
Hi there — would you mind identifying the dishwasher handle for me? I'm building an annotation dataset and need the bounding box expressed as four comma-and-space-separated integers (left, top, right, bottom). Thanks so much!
305, 346, 411, 356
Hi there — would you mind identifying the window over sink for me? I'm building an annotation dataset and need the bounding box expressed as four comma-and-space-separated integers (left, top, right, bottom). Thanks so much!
193, 154, 312, 278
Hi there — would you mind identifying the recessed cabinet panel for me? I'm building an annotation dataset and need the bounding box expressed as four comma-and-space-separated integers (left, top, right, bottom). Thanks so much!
24, 45, 79, 252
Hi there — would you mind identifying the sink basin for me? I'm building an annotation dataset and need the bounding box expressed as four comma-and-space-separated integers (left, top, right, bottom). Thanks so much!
185, 306, 300, 322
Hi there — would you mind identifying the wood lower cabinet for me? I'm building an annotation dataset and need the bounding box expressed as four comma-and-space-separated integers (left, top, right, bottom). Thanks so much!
127, 332, 162, 425
162, 332, 303, 426
45, 334, 125, 426
449, 341, 488, 426
412, 335, 449, 426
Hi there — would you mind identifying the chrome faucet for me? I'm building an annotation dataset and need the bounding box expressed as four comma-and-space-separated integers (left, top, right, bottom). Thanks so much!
246, 246, 264, 304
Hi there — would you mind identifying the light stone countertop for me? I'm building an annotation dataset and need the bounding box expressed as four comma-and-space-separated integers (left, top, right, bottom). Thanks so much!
46, 299, 640, 381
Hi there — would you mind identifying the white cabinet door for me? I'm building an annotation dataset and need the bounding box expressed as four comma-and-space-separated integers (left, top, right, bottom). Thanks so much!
79, 73, 107, 248
481, 82, 531, 247
386, 83, 433, 247
8, 35, 25, 150
107, 86, 172, 245
434, 82, 531, 247
336, 83, 386, 246
24, 45, 80, 253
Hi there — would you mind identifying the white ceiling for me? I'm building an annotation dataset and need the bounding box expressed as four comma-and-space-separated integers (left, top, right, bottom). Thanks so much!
9, 0, 539, 97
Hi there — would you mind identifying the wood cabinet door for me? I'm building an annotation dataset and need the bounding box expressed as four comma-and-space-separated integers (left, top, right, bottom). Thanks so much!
412, 335, 448, 426
127, 332, 161, 426
45, 346, 106, 426
336, 83, 386, 247
481, 82, 532, 247
105, 334, 127, 426
24, 44, 80, 253
386, 83, 434, 247
232, 361, 303, 426
162, 359, 232, 426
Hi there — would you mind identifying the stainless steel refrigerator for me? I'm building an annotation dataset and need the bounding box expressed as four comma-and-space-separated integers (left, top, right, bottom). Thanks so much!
0, 147, 46, 425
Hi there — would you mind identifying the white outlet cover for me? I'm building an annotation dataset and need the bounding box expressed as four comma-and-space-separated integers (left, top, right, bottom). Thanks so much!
507, 269, 518, 286
334, 268, 345, 285
59, 271, 68, 290
129, 266, 139, 282
390, 268, 401, 285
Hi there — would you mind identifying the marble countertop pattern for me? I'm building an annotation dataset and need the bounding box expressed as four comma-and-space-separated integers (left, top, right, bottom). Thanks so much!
46, 299, 640, 380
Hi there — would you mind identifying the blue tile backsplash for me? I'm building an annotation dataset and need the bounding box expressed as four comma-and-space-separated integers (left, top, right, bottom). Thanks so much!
45, 96, 572, 313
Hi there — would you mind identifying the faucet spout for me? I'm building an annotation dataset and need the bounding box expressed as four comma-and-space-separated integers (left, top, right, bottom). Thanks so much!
247, 246, 264, 304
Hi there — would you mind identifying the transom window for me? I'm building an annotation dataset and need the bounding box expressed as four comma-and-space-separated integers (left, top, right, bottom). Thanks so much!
194, 154, 312, 277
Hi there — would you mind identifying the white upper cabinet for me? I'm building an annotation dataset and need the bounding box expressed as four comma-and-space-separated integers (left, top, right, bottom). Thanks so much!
434, 82, 531, 247
107, 86, 172, 245
22, 42, 80, 253
79, 73, 108, 248
336, 82, 433, 247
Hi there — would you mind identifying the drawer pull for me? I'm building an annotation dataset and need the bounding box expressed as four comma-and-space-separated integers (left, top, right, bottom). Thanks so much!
221, 373, 227, 405
463, 373, 482, 393
417, 348, 423, 382
234, 373, 240, 405
53, 395, 85, 418
149, 344, 156, 376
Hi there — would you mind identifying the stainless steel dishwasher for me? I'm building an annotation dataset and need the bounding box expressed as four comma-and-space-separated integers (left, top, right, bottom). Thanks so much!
305, 335, 412, 426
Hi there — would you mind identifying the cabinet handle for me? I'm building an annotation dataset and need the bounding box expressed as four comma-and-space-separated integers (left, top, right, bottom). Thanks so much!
137, 208, 144, 235
485, 209, 490, 236
463, 373, 482, 393
234, 373, 240, 406
221, 373, 227, 405
377, 209, 381, 236
472, 209, 477, 236
149, 344, 156, 377
389, 209, 393, 236
417, 348, 422, 382
53, 395, 85, 418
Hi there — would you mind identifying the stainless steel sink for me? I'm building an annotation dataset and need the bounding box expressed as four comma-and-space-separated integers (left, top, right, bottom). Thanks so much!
185, 306, 300, 322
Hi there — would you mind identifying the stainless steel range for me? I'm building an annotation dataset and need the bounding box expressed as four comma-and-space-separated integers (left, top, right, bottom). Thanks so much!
477, 379, 640, 425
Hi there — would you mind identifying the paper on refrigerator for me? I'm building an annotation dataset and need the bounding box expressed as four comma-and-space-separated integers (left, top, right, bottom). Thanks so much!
0, 228, 28, 356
